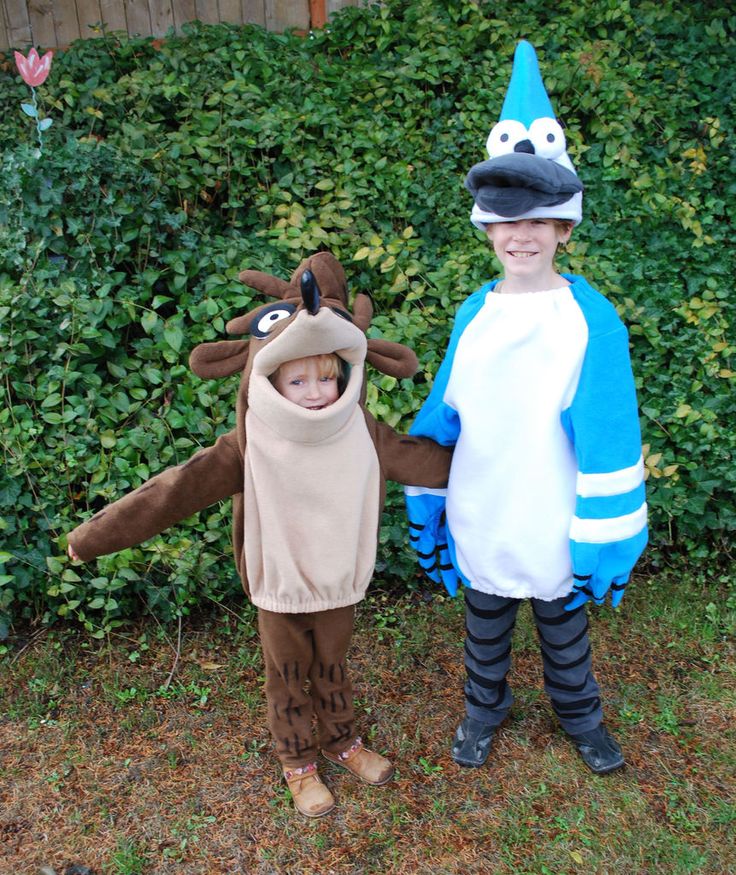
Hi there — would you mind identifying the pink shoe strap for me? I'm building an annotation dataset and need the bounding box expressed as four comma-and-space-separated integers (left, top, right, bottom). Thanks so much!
284, 762, 317, 781
336, 737, 363, 761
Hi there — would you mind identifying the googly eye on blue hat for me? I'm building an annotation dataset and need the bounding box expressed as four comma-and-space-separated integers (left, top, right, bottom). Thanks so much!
466, 40, 584, 229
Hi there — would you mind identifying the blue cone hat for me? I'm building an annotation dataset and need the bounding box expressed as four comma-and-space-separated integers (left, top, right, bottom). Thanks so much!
466, 41, 583, 229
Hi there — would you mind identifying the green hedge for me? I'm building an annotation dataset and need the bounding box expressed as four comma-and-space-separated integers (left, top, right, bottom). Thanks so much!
1, 0, 734, 635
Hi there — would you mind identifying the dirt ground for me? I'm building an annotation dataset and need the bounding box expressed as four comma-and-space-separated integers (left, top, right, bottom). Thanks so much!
1, 582, 734, 874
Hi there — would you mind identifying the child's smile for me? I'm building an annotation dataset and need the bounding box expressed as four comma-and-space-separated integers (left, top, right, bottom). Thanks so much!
486, 218, 571, 292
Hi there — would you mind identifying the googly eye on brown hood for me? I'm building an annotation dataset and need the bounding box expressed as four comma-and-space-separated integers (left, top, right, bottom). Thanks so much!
189, 251, 421, 406
66, 248, 452, 620
250, 303, 297, 338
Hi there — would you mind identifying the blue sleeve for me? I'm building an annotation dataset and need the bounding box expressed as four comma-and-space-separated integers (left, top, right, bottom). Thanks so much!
562, 277, 648, 609
405, 282, 494, 595
409, 283, 493, 445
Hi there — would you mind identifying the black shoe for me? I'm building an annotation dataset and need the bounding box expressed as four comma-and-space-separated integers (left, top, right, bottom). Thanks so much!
451, 717, 496, 768
570, 724, 625, 774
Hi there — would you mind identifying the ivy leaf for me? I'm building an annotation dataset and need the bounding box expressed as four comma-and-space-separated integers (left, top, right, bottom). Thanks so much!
2, 0, 735, 631
141, 310, 159, 334
46, 557, 64, 574
164, 324, 184, 353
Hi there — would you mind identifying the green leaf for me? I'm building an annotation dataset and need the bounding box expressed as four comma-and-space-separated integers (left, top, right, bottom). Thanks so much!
164, 324, 184, 353
1, 0, 734, 631
141, 310, 159, 334
100, 430, 117, 449
46, 557, 64, 574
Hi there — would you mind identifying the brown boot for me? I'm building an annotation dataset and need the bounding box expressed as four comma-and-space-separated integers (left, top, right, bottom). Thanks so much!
283, 763, 335, 817
322, 737, 394, 786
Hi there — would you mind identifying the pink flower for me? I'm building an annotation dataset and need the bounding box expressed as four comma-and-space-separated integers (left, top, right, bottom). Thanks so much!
14, 47, 54, 87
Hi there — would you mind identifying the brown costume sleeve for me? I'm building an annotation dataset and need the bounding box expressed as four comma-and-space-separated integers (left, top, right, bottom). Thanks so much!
362, 411, 452, 488
67, 430, 243, 562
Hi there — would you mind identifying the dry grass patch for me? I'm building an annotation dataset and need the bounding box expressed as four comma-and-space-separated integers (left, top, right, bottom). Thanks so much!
1, 573, 734, 874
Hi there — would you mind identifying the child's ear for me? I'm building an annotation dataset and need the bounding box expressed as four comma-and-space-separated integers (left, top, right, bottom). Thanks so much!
558, 222, 573, 244
189, 340, 249, 378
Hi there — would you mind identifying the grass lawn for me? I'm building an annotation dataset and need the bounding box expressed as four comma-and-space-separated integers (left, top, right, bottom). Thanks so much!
1, 568, 734, 874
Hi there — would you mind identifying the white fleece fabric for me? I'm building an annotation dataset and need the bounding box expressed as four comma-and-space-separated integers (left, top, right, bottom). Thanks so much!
444, 286, 587, 599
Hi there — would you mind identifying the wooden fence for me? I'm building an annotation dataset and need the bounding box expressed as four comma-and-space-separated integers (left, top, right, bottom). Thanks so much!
1, 0, 363, 50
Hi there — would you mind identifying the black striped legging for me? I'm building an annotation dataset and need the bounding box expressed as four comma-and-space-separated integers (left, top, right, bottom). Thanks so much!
463, 589, 603, 735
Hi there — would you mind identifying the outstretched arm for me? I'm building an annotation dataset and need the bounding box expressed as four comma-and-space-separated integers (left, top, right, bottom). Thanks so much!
67, 430, 242, 562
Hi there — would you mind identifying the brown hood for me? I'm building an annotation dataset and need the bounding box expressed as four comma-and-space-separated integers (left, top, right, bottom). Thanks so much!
188, 251, 419, 459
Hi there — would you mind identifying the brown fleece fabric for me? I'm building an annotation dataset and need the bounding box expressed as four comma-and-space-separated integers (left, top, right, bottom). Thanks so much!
66, 251, 451, 766
259, 605, 356, 768
67, 414, 450, 588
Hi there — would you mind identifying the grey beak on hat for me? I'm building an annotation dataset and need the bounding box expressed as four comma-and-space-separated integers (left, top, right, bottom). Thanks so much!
468, 41, 584, 229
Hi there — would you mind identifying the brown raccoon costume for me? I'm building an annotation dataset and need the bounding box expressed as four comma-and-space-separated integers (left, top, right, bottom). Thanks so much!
67, 252, 451, 769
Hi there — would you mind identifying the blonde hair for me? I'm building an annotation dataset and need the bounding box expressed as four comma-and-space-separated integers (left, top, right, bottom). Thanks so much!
270, 353, 346, 389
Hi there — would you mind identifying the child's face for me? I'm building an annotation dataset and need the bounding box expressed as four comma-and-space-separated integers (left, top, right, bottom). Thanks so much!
485, 219, 571, 279
272, 356, 340, 410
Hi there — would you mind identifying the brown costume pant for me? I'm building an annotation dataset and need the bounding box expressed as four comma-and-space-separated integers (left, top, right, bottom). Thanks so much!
258, 604, 357, 769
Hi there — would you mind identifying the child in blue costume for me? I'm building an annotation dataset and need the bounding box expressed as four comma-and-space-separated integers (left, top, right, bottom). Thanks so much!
406, 41, 648, 773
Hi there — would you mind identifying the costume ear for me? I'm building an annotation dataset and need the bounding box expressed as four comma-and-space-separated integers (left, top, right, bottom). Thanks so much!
189, 340, 249, 378
366, 339, 418, 379
226, 311, 259, 335
239, 269, 292, 300
353, 293, 373, 333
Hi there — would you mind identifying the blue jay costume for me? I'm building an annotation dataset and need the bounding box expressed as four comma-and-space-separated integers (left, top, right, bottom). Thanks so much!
406, 41, 647, 773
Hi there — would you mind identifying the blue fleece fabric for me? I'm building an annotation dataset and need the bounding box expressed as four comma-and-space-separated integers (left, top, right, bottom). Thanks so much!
405, 274, 647, 607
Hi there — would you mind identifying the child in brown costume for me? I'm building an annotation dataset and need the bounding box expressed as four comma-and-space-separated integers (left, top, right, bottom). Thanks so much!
66, 252, 451, 817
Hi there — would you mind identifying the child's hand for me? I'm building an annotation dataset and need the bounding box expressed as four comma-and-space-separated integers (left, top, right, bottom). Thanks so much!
67, 543, 80, 562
